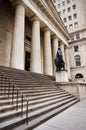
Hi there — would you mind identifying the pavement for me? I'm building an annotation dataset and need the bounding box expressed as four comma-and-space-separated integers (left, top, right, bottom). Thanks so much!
34, 99, 86, 130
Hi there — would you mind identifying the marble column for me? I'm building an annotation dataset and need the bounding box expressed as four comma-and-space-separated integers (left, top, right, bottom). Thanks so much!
65, 46, 71, 79
11, 3, 25, 70
44, 29, 53, 75
6, 31, 12, 67
30, 17, 41, 73
52, 37, 58, 76
60, 43, 65, 62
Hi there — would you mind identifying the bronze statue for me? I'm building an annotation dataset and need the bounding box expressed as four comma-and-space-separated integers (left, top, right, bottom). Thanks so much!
54, 47, 65, 71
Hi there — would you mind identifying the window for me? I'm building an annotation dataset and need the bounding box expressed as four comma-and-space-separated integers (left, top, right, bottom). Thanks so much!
70, 35, 74, 41
63, 9, 66, 14
76, 33, 80, 40
58, 4, 61, 8
75, 55, 81, 66
67, 0, 70, 4
73, 4, 76, 10
62, 1, 65, 6
69, 24, 73, 29
65, 26, 67, 29
75, 73, 83, 79
74, 45, 79, 52
64, 18, 67, 22
68, 16, 72, 20
53, 0, 56, 2
73, 13, 77, 19
67, 7, 71, 12
58, 11, 61, 16
74, 22, 78, 28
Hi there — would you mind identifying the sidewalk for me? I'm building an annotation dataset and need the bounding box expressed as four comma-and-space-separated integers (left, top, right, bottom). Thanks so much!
34, 99, 86, 130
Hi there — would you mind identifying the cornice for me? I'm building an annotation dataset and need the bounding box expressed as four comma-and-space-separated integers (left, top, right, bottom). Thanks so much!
35, 0, 70, 40
69, 38, 86, 44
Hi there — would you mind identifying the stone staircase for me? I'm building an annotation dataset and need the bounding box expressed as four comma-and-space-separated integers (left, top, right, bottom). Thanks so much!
0, 65, 79, 130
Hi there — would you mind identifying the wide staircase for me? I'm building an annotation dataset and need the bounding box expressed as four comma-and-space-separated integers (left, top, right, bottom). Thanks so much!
0, 65, 79, 130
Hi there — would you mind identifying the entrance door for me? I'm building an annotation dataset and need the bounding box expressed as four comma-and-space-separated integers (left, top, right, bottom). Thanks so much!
25, 51, 30, 71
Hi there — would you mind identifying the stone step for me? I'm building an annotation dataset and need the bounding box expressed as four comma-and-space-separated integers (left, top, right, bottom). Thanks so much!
0, 79, 52, 83
0, 97, 77, 122
0, 87, 62, 92
0, 88, 62, 95
0, 93, 71, 106
0, 90, 65, 100
0, 99, 78, 130
0, 72, 53, 79
0, 96, 76, 122
0, 84, 57, 89
0, 65, 79, 130
24, 99, 78, 130
0, 87, 62, 93
0, 95, 74, 114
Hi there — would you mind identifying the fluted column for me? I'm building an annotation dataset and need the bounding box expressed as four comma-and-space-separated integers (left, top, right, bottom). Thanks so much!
60, 43, 65, 62
65, 46, 71, 79
44, 29, 53, 75
52, 37, 58, 76
11, 3, 25, 69
30, 17, 41, 73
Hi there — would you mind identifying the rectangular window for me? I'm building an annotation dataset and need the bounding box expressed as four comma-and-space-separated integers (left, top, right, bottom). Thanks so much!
74, 22, 78, 28
67, 7, 71, 12
74, 46, 79, 52
63, 9, 66, 14
68, 16, 72, 20
58, 4, 61, 8
76, 33, 80, 40
65, 26, 67, 29
64, 18, 67, 22
69, 24, 73, 30
53, 0, 56, 2
73, 4, 76, 10
58, 11, 61, 16
62, 1, 65, 6
67, 0, 70, 4
70, 35, 74, 41
75, 57, 81, 66
73, 13, 77, 18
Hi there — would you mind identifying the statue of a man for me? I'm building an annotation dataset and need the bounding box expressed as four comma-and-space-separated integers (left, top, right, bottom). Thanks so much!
55, 47, 65, 71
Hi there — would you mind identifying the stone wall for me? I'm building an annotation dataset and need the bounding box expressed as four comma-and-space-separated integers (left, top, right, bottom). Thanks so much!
0, 1, 14, 67
69, 40, 86, 81
57, 82, 86, 100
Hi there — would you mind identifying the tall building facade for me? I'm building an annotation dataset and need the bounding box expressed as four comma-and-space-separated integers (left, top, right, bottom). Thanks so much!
0, 0, 70, 78
52, 0, 86, 81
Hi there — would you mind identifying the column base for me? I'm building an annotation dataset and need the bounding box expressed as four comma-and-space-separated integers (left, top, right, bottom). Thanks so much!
56, 70, 68, 82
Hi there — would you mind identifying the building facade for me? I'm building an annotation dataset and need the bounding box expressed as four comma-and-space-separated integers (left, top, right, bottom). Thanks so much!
53, 0, 86, 81
0, 0, 70, 78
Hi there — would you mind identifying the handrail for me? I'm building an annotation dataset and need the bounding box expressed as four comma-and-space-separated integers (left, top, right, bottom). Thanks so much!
0, 71, 29, 124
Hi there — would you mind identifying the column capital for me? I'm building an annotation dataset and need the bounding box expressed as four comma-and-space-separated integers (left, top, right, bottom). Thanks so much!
10, 0, 27, 8
42, 26, 50, 32
51, 34, 59, 39
30, 15, 41, 22
64, 44, 69, 49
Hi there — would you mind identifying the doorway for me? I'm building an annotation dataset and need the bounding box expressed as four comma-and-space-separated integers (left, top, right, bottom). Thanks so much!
25, 51, 30, 71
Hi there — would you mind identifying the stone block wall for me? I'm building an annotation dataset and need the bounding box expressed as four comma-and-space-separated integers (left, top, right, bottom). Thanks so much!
0, 2, 14, 67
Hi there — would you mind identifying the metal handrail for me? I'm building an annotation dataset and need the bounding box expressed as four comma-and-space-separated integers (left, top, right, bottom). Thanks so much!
0, 71, 29, 124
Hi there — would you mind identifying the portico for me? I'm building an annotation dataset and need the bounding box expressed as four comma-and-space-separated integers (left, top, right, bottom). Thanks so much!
0, 0, 70, 77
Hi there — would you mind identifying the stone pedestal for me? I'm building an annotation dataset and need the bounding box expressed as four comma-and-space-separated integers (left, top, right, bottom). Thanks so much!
56, 70, 68, 82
